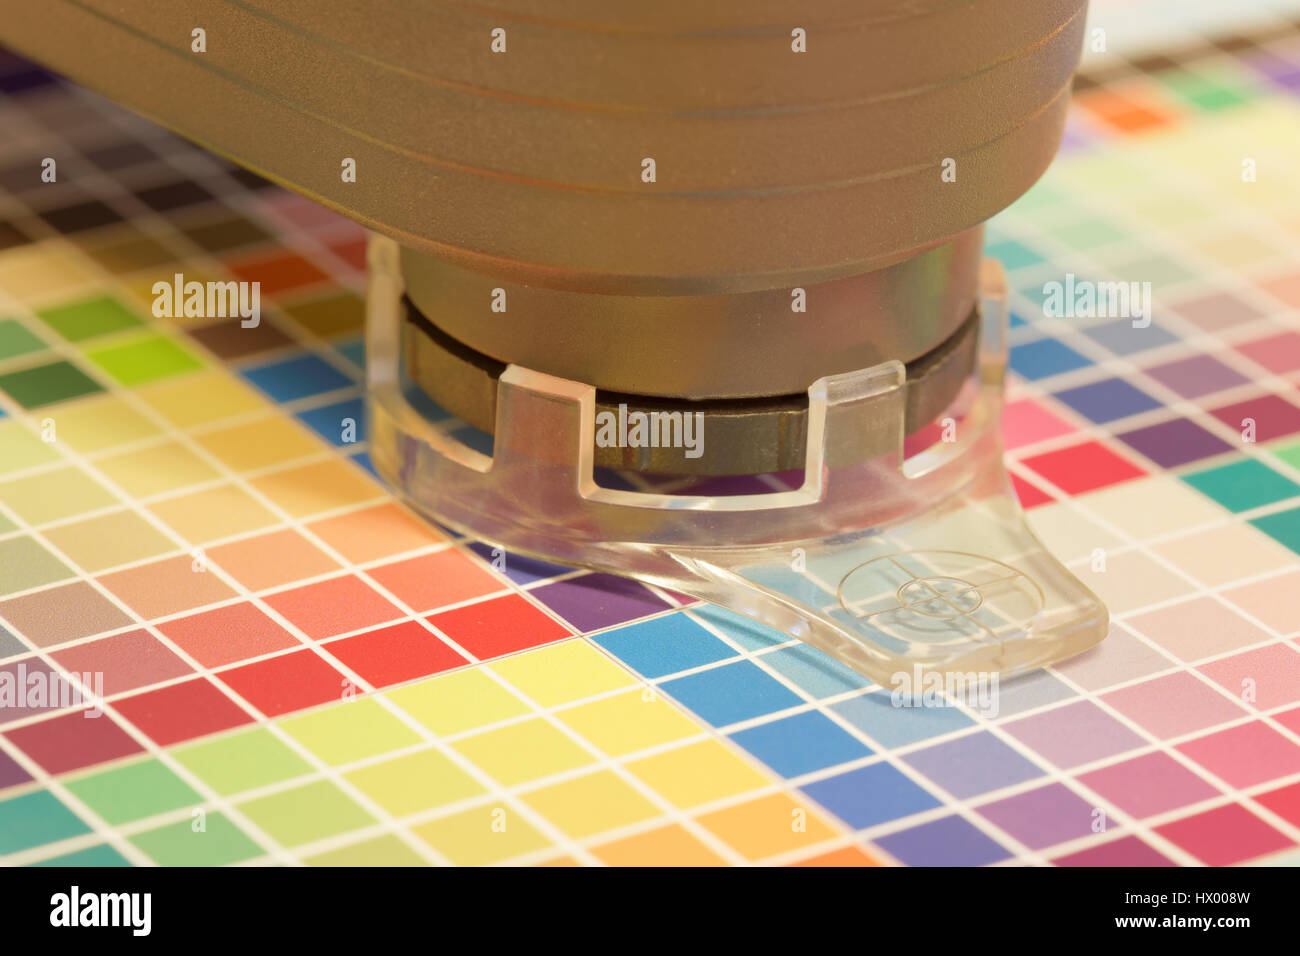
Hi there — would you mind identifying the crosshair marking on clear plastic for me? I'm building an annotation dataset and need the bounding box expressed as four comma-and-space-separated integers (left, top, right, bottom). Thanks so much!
896, 576, 983, 618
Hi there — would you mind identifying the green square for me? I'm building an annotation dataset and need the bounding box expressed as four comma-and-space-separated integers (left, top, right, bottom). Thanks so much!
172, 727, 313, 796
131, 811, 264, 865
0, 790, 91, 854
37, 296, 143, 342
65, 758, 200, 825
0, 360, 103, 408
280, 698, 422, 766
1049, 218, 1127, 250
304, 834, 428, 867
85, 334, 203, 386
1157, 68, 1252, 112
238, 780, 375, 847
1274, 440, 1300, 473
0, 319, 47, 360
31, 844, 131, 867
0, 536, 73, 596
1183, 459, 1300, 513
0, 422, 62, 474
1251, 506, 1300, 555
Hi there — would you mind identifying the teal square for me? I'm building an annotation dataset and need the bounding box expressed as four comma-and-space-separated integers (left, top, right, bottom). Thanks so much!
1183, 459, 1300, 513
31, 843, 131, 867
1251, 507, 1300, 555
0, 790, 91, 854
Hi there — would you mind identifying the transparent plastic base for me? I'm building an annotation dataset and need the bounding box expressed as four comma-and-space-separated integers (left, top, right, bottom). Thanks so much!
366, 235, 1107, 686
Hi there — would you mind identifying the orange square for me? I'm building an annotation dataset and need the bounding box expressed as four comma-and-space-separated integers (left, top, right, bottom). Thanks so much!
307, 502, 446, 564
207, 528, 342, 591
368, 548, 504, 613
696, 793, 839, 862
226, 249, 329, 296
249, 458, 384, 519
195, 415, 325, 472
1259, 270, 1300, 309
98, 555, 236, 620
1074, 87, 1174, 134
791, 845, 881, 867
592, 825, 727, 867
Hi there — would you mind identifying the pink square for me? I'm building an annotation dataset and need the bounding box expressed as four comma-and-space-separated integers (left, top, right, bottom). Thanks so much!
1156, 803, 1292, 865
1237, 331, 1300, 374
50, 629, 193, 697
1199, 643, 1300, 711
156, 602, 299, 668
262, 575, 404, 640
1177, 721, 1300, 788
1078, 751, 1219, 818
1053, 835, 1173, 867
1102, 671, 1247, 739
1004, 700, 1145, 769
1223, 570, 1300, 635
1002, 399, 1075, 450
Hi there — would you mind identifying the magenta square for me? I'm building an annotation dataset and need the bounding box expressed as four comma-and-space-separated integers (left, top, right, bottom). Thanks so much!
1237, 331, 1300, 374
1078, 751, 1219, 818
1177, 721, 1300, 788
1002, 399, 1075, 450
1004, 700, 1144, 769
1053, 835, 1174, 867
977, 783, 1097, 850
1156, 803, 1293, 865
1143, 353, 1248, 399
1102, 671, 1248, 739
1199, 643, 1300, 711
49, 629, 193, 698
0, 747, 33, 791
1208, 394, 1300, 443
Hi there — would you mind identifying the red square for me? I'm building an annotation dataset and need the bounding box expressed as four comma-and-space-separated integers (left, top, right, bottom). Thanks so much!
1208, 394, 1300, 443
1236, 331, 1300, 374
217, 649, 348, 717
50, 629, 192, 697
368, 548, 504, 613
1274, 706, 1300, 736
1009, 471, 1053, 509
1256, 781, 1300, 829
324, 620, 468, 688
156, 602, 299, 668
427, 593, 571, 660
262, 575, 402, 639
1155, 803, 1292, 866
225, 249, 328, 296
328, 237, 367, 272
1019, 440, 1146, 496
4, 709, 142, 775
115, 678, 253, 746
1177, 721, 1300, 789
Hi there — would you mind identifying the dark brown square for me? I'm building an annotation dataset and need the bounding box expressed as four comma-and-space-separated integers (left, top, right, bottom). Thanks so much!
187, 317, 294, 359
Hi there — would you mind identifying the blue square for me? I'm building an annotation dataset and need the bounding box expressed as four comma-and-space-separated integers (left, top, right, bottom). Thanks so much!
757, 643, 872, 698
830, 690, 973, 748
690, 605, 787, 652
594, 613, 736, 680
1009, 338, 1092, 380
1052, 377, 1161, 424
297, 397, 366, 446
660, 660, 803, 727
336, 337, 364, 368
987, 239, 1045, 271
902, 731, 1044, 799
801, 761, 940, 830
729, 710, 871, 777
1082, 318, 1178, 356
241, 353, 353, 402
350, 450, 378, 478
874, 814, 1011, 866
993, 669, 1077, 716
468, 542, 572, 584
0, 790, 90, 855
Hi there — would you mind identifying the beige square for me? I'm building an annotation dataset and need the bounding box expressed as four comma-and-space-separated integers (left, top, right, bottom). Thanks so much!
149, 482, 280, 544
195, 415, 325, 472
0, 465, 118, 525
1080, 476, 1224, 542
43, 509, 176, 573
96, 440, 221, 497
1070, 548, 1195, 616
1223, 569, 1300, 637
249, 458, 384, 519
1026, 501, 1124, 565
1152, 522, 1297, 589
1125, 595, 1273, 663
136, 369, 266, 428
49, 395, 161, 454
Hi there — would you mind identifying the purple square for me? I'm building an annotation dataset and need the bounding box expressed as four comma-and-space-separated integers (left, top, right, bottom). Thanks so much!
874, 814, 1012, 866
1143, 353, 1248, 399
0, 747, 32, 790
1117, 417, 1233, 468
1053, 835, 1174, 866
903, 731, 1044, 799
1079, 751, 1219, 818
1053, 378, 1161, 424
977, 783, 1097, 850
1004, 700, 1144, 769
528, 573, 671, 632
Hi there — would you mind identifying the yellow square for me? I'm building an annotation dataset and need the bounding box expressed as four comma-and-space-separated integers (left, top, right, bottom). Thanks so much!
488, 639, 634, 708
593, 824, 727, 866
696, 792, 839, 862
149, 483, 279, 544
304, 835, 428, 867
0, 465, 118, 525
279, 698, 421, 766
96, 440, 220, 497
346, 748, 484, 816
558, 689, 699, 757
42, 509, 176, 573
249, 458, 384, 519
453, 718, 592, 786
49, 395, 161, 454
0, 243, 100, 302
413, 804, 550, 865
627, 739, 769, 809
123, 269, 229, 325
196, 415, 325, 472
0, 421, 63, 475
522, 770, 660, 839
384, 668, 529, 736
136, 370, 267, 428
